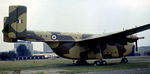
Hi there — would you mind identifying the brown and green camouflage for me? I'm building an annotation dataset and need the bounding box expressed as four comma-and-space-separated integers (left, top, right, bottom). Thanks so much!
2, 6, 150, 60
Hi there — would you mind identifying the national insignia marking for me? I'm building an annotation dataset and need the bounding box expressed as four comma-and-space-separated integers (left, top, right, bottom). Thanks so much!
17, 18, 23, 23
51, 34, 57, 40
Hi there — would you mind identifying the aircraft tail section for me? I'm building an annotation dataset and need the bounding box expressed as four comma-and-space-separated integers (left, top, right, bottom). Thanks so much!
3, 6, 27, 42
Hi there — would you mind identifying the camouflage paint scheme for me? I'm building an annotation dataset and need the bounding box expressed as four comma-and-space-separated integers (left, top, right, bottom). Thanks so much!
3, 6, 150, 60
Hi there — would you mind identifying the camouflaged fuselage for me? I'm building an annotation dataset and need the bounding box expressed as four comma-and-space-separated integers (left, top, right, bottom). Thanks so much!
23, 30, 135, 60
3, 6, 150, 60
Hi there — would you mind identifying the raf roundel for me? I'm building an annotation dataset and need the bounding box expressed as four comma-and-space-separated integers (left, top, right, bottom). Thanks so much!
51, 34, 57, 40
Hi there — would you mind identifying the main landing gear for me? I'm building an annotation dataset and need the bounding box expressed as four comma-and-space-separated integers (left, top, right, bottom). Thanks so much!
74, 59, 107, 66
120, 57, 128, 63
94, 42, 108, 66
74, 59, 89, 65
73, 58, 128, 66
93, 60, 107, 66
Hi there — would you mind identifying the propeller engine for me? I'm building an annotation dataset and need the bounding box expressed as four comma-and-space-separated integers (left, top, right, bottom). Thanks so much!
135, 37, 144, 51
127, 35, 144, 52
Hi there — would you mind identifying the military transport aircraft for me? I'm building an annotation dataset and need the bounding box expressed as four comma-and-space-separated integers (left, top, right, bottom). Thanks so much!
3, 6, 150, 65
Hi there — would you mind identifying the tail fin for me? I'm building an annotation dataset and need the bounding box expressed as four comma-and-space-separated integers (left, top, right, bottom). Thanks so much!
3, 6, 27, 42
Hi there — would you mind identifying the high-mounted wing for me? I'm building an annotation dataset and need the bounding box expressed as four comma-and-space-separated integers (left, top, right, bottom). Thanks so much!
79, 24, 150, 43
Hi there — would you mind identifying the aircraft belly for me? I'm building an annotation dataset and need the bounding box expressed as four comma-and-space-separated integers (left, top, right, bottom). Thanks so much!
46, 42, 77, 59
46, 42, 134, 60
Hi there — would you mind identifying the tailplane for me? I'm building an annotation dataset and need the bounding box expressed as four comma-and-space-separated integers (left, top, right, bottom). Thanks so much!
3, 6, 27, 42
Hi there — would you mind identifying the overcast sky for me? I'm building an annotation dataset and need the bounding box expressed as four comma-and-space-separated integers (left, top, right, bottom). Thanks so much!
0, 0, 150, 52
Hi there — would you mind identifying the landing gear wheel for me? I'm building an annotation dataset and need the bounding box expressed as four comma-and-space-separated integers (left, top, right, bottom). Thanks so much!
101, 61, 107, 65
94, 61, 101, 66
76, 60, 88, 65
94, 60, 107, 66
76, 60, 81, 65
121, 58, 128, 63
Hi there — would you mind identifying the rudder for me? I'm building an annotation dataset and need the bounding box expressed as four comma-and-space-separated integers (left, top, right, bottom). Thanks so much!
3, 6, 27, 42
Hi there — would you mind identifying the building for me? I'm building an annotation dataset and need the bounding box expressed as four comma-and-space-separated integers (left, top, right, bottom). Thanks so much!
43, 42, 53, 52
16, 55, 46, 60
14, 41, 33, 54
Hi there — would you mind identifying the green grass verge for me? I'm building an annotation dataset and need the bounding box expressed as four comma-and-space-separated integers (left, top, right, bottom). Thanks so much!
57, 62, 150, 73
0, 56, 150, 73
0, 59, 72, 71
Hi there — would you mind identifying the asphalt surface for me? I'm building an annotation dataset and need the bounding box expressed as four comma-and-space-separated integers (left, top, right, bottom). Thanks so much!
77, 68, 150, 74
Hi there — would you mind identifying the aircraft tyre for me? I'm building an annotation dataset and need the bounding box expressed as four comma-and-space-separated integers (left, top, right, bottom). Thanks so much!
94, 60, 107, 66
121, 58, 128, 63
101, 60, 107, 65
94, 61, 101, 66
76, 60, 88, 65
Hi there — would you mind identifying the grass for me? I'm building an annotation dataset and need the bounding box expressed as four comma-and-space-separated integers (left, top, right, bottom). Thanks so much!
0, 59, 72, 71
0, 56, 150, 73
57, 63, 150, 73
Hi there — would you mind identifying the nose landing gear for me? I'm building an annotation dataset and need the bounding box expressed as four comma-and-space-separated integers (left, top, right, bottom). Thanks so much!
120, 57, 128, 63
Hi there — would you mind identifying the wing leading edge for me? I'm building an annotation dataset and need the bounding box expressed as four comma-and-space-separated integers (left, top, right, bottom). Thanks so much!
78, 24, 150, 42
